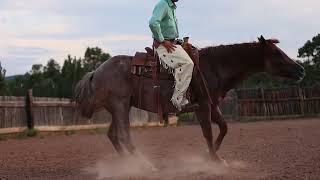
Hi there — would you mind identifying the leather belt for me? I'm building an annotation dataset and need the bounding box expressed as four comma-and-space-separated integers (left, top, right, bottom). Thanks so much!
153, 39, 176, 48
166, 39, 176, 43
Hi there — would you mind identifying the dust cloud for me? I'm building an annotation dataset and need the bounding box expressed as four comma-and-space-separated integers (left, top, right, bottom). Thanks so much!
84, 153, 156, 179
84, 152, 248, 179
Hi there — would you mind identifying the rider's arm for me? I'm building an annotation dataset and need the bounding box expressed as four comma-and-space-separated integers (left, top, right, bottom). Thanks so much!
149, 1, 168, 43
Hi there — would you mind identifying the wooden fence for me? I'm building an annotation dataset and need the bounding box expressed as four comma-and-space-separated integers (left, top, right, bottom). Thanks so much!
233, 85, 320, 120
0, 96, 27, 129
0, 86, 319, 133
0, 90, 165, 132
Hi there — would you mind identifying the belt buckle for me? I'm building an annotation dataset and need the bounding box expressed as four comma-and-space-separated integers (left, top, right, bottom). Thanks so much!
175, 39, 183, 45
173, 39, 178, 44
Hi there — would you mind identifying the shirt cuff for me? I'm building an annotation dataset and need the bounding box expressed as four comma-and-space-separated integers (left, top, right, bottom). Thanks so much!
157, 35, 165, 43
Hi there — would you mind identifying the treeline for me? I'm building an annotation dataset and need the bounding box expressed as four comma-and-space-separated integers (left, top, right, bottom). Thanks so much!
0, 47, 111, 98
0, 34, 319, 97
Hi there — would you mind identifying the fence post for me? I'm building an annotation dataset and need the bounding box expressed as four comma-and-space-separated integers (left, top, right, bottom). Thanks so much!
298, 87, 305, 116
26, 89, 34, 129
260, 88, 268, 118
232, 89, 240, 121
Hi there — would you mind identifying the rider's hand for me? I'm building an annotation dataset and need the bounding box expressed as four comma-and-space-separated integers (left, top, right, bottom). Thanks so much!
162, 40, 176, 53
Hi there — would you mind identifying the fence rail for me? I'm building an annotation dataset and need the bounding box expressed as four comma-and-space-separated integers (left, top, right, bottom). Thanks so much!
0, 86, 320, 132
232, 86, 320, 119
0, 90, 163, 131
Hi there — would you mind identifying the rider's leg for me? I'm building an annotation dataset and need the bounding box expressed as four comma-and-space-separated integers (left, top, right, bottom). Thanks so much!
155, 45, 194, 110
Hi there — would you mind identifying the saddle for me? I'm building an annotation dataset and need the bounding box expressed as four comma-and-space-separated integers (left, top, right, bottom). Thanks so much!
131, 37, 199, 80
131, 48, 173, 80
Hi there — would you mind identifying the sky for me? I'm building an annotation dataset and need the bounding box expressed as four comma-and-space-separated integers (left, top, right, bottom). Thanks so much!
0, 0, 319, 76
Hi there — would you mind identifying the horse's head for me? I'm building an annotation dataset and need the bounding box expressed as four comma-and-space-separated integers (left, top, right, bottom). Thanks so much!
259, 36, 305, 81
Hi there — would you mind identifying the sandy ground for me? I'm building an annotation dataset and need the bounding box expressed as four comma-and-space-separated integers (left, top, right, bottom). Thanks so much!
0, 118, 320, 180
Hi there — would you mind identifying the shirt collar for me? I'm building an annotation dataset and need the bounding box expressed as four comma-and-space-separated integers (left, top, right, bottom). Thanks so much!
165, 0, 177, 9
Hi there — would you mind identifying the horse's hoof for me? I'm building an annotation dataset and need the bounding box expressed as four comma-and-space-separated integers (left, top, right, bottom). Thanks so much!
220, 158, 229, 167
211, 155, 229, 167
133, 151, 158, 172
151, 166, 159, 172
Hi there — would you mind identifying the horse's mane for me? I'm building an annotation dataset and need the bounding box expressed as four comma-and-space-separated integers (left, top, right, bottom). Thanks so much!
199, 38, 280, 57
199, 41, 261, 56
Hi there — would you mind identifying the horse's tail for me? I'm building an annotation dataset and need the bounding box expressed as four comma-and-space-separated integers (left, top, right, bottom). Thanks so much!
73, 71, 96, 118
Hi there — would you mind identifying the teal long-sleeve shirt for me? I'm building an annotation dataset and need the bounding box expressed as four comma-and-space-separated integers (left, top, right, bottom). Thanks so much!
149, 0, 179, 42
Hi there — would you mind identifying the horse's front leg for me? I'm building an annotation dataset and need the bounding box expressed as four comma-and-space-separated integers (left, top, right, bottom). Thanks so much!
196, 103, 219, 161
211, 106, 228, 152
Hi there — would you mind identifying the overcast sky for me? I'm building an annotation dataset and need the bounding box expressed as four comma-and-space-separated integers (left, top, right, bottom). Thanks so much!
0, 0, 319, 75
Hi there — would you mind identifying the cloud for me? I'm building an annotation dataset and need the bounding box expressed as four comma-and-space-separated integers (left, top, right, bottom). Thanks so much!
10, 33, 151, 56
1, 56, 40, 76
0, 0, 319, 75
1, 33, 151, 75
6, 47, 49, 57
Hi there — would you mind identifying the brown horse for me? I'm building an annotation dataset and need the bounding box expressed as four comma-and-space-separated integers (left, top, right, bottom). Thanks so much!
74, 36, 305, 162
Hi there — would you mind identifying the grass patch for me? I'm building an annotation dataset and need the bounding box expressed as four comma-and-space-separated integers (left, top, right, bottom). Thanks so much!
88, 129, 97, 135
88, 128, 107, 135
25, 128, 38, 137
15, 128, 38, 139
0, 135, 7, 141
178, 112, 197, 125
64, 130, 76, 136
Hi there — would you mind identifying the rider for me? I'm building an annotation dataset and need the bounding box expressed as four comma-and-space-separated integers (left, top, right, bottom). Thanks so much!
149, 0, 194, 111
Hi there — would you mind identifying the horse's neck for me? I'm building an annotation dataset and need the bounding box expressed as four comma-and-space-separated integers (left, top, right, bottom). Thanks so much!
200, 45, 264, 95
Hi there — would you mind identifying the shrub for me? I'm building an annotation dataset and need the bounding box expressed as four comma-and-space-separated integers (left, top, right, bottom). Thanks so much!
178, 113, 197, 123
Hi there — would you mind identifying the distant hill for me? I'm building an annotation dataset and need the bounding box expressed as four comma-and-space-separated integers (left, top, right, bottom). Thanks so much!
5, 75, 22, 81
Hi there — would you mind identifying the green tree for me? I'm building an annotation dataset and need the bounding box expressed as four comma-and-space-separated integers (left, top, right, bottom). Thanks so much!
6, 46, 111, 97
298, 34, 320, 86
27, 59, 61, 97
83, 47, 111, 72
7, 75, 27, 96
24, 64, 45, 90
30, 64, 43, 74
0, 62, 8, 95
59, 55, 84, 98
43, 59, 60, 80
298, 34, 320, 64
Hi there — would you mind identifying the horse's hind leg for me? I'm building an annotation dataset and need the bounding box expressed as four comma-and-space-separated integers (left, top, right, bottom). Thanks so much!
107, 120, 124, 155
117, 111, 136, 154
108, 96, 136, 154
106, 97, 157, 171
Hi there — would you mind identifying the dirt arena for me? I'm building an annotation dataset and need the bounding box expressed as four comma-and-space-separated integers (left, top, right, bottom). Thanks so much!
0, 118, 320, 180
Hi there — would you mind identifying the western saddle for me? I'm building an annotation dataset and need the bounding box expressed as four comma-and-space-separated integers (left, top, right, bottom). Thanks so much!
131, 37, 199, 82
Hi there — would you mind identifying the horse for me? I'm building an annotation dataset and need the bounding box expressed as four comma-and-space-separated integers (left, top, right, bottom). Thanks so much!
74, 36, 305, 163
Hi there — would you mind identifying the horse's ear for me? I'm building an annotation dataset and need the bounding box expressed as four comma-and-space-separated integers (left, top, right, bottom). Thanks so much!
258, 35, 266, 44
